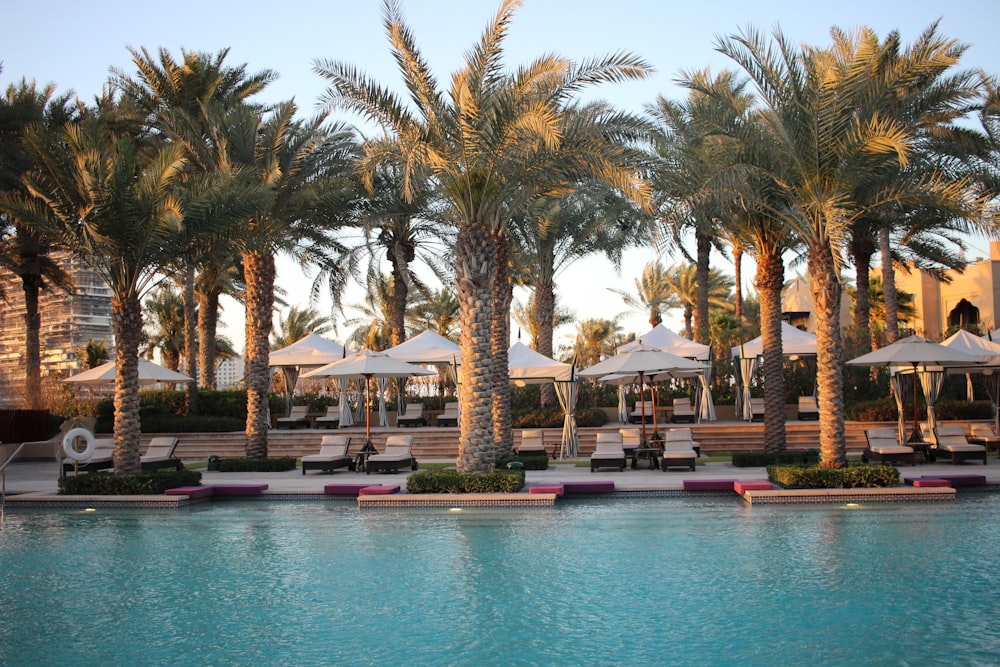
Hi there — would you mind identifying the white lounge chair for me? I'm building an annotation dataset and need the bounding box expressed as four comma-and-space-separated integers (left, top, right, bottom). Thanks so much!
301, 435, 353, 475
933, 425, 987, 465
314, 406, 341, 429
591, 432, 627, 472
365, 435, 417, 474
629, 400, 654, 424
516, 429, 548, 457
619, 428, 642, 457
968, 423, 1000, 454
797, 396, 819, 421
437, 402, 459, 427
396, 403, 426, 427
276, 405, 310, 429
863, 428, 914, 466
660, 428, 697, 471
140, 436, 182, 472
61, 437, 115, 476
749, 398, 765, 422
671, 398, 696, 423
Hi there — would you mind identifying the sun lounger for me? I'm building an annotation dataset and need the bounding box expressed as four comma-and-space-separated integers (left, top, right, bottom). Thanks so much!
396, 403, 426, 427
660, 428, 697, 471
933, 425, 987, 465
314, 406, 340, 429
302, 435, 354, 475
365, 435, 418, 474
618, 428, 642, 457
275, 405, 310, 429
863, 428, 915, 466
671, 398, 696, 423
590, 432, 627, 472
140, 436, 182, 472
797, 396, 819, 421
61, 437, 115, 476
968, 423, 1000, 454
749, 398, 765, 422
516, 429, 548, 457
437, 402, 459, 427
629, 400, 654, 424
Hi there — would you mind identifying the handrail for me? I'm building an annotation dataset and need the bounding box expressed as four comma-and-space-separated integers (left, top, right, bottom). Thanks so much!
1, 442, 28, 522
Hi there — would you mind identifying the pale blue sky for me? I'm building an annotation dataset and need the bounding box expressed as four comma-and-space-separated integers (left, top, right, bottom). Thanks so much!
3, 0, 999, 351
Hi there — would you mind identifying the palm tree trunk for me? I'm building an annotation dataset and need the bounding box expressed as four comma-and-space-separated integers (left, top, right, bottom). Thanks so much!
849, 232, 875, 354
535, 281, 556, 407
757, 252, 786, 453
455, 224, 495, 473
694, 230, 711, 344
244, 251, 275, 459
879, 226, 899, 343
183, 263, 199, 415
21, 273, 43, 409
491, 228, 514, 459
808, 244, 847, 467
683, 307, 693, 340
198, 288, 220, 389
733, 242, 744, 322
389, 249, 408, 348
111, 293, 143, 474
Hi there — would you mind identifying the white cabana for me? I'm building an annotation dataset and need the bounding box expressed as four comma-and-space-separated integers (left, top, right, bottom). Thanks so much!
268, 334, 351, 423
733, 323, 818, 420
941, 329, 1000, 431
507, 342, 578, 458
618, 324, 710, 360
64, 358, 194, 386
383, 331, 462, 421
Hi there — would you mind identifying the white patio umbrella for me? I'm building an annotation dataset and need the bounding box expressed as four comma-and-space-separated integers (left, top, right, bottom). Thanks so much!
579, 344, 704, 444
847, 335, 982, 442
268, 333, 350, 420
382, 330, 461, 419
64, 358, 194, 386
302, 351, 434, 447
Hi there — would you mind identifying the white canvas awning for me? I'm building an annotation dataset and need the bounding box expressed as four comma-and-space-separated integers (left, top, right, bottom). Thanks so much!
734, 322, 817, 358
618, 323, 710, 360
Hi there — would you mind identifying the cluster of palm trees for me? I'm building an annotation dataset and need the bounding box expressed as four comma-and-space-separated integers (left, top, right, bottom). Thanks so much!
2, 1, 998, 473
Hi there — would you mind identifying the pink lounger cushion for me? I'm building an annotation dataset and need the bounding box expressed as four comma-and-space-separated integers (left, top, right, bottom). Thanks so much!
733, 480, 773, 493
529, 484, 565, 496
562, 481, 614, 494
325, 483, 374, 496
926, 474, 986, 487
211, 483, 268, 496
912, 478, 951, 488
359, 485, 400, 495
165, 486, 213, 498
683, 479, 736, 491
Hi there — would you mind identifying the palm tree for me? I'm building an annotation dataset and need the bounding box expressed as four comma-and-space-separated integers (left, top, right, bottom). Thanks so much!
610, 261, 676, 328
8, 100, 192, 473
0, 78, 77, 408
405, 287, 460, 339
75, 339, 109, 370
272, 305, 333, 349
113, 46, 277, 414
716, 24, 993, 466
195, 245, 243, 389
142, 285, 186, 371
570, 317, 623, 369
662, 262, 733, 340
315, 0, 652, 472
226, 102, 360, 458
344, 273, 395, 351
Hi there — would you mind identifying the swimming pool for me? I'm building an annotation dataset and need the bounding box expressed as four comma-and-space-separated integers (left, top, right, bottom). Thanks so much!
2, 495, 999, 666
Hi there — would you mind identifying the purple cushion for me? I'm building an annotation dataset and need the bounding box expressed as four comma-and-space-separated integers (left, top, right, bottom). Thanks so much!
324, 483, 373, 496
925, 474, 986, 487
563, 481, 614, 494
211, 483, 268, 496
683, 479, 736, 491
359, 485, 399, 496
164, 486, 213, 498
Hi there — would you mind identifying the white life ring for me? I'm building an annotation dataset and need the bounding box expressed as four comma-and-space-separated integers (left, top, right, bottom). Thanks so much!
62, 428, 96, 462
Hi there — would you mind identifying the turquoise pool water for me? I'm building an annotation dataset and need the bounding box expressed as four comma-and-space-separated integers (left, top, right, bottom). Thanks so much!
2, 495, 999, 666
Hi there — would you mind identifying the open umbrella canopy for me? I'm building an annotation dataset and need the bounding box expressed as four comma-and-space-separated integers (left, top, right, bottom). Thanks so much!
578, 343, 705, 377
301, 350, 436, 380
617, 324, 710, 360
382, 330, 461, 365
846, 335, 983, 368
64, 358, 194, 386
269, 333, 349, 368
940, 329, 1000, 370
508, 341, 574, 384
734, 322, 818, 359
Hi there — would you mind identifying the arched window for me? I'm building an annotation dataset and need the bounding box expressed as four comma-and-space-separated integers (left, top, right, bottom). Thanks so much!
947, 298, 980, 330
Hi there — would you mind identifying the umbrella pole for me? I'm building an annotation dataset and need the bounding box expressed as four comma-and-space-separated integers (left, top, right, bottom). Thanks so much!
639, 372, 647, 445
910, 363, 921, 443
365, 374, 373, 449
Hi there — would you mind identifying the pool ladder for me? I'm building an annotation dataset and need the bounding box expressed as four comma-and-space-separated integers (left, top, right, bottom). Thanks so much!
0, 443, 27, 522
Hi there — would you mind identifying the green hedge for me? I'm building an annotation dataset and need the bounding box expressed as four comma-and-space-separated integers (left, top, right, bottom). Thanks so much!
845, 397, 993, 422
58, 469, 202, 495
406, 469, 525, 493
512, 407, 607, 428
732, 451, 818, 467
494, 455, 549, 470
767, 464, 900, 489
217, 457, 297, 472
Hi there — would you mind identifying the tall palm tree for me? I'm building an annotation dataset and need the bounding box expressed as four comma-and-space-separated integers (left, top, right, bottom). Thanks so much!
610, 260, 676, 328
195, 245, 243, 389
662, 262, 733, 340
226, 102, 360, 458
113, 46, 277, 414
315, 0, 652, 472
716, 24, 993, 466
7, 101, 192, 473
343, 274, 396, 351
405, 286, 460, 339
272, 305, 333, 349
0, 78, 77, 408
142, 285, 186, 371
571, 317, 623, 369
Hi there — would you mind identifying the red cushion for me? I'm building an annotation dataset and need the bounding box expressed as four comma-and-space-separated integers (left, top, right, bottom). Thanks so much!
734, 480, 773, 493
912, 478, 951, 488
359, 485, 399, 495
324, 483, 373, 496
529, 484, 565, 496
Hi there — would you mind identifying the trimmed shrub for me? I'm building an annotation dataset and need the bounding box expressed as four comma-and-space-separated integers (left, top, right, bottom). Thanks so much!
406, 469, 525, 494
768, 464, 900, 489
58, 469, 201, 495
512, 407, 607, 428
495, 455, 549, 470
217, 457, 297, 472
732, 451, 817, 467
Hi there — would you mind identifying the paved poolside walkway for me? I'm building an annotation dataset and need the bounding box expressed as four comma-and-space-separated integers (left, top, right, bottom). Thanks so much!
3, 457, 997, 497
